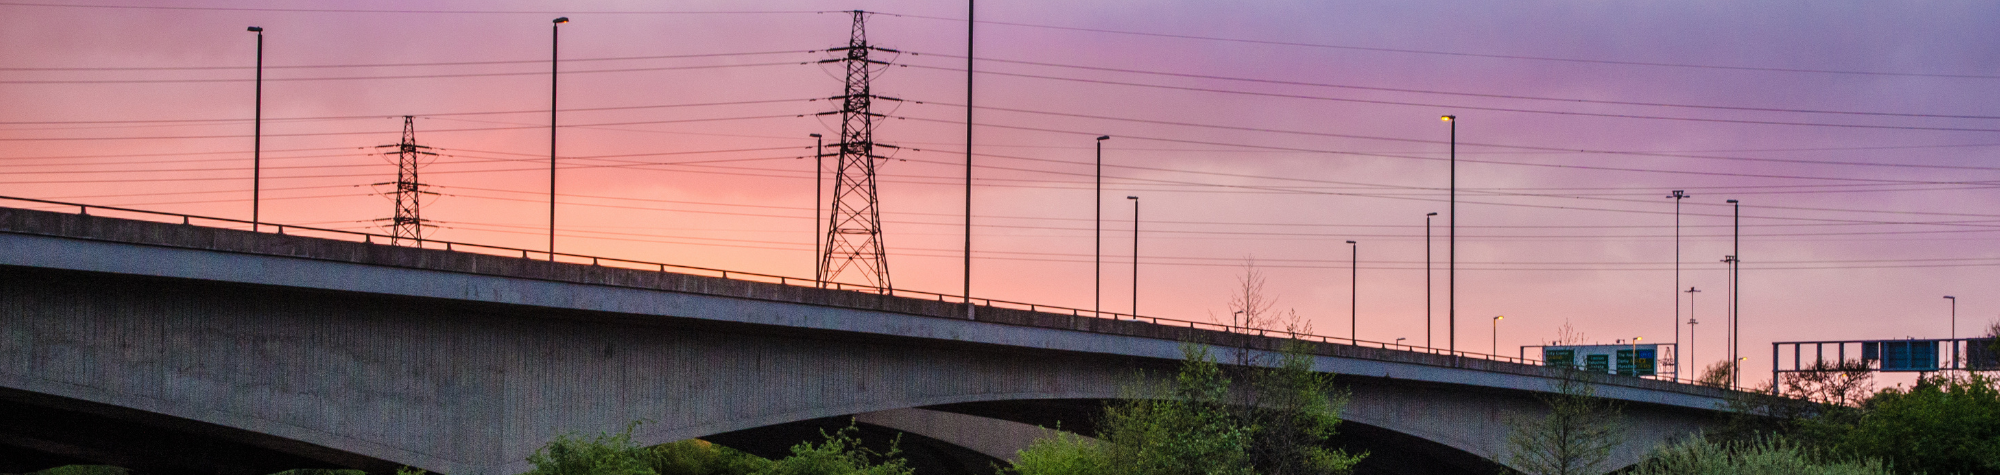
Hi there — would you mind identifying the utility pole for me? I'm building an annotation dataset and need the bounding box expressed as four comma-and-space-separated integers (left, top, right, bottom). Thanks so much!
1667, 190, 1690, 378
1129, 195, 1140, 317
373, 116, 437, 245
816, 11, 901, 293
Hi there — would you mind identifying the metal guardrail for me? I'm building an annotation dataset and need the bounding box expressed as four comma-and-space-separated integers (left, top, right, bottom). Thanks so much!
0, 194, 1699, 373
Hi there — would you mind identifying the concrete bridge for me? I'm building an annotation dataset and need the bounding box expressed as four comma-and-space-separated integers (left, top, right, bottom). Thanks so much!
0, 205, 1740, 475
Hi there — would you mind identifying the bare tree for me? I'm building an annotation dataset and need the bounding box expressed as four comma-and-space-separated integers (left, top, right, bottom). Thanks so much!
1698, 360, 1736, 388
1220, 260, 1311, 336
1548, 321, 1589, 346
1780, 359, 1875, 407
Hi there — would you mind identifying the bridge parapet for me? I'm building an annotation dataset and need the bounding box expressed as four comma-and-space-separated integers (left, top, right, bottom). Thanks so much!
0, 204, 1732, 403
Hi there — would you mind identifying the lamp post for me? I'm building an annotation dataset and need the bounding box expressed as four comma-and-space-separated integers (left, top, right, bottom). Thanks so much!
1348, 240, 1359, 341
549, 16, 569, 260
1127, 195, 1139, 317
1687, 286, 1701, 378
1667, 190, 1690, 376
811, 133, 824, 285
1232, 310, 1243, 332
1396, 337, 1407, 348
1426, 211, 1437, 348
1633, 336, 1643, 376
247, 26, 263, 231
1727, 199, 1740, 389
1492, 315, 1503, 355
1687, 317, 1698, 381
963, 0, 976, 311
1096, 135, 1110, 316
1946, 295, 1957, 369
1442, 115, 1457, 355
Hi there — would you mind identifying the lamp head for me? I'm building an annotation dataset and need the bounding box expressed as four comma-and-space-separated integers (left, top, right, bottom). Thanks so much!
1346, 240, 1356, 244
1494, 315, 1504, 321
1727, 199, 1739, 204
1097, 135, 1110, 141
1126, 196, 1137, 200
247, 26, 262, 32
1440, 115, 1455, 122
1945, 295, 1956, 299
1427, 212, 1438, 216
553, 17, 570, 24
809, 133, 821, 138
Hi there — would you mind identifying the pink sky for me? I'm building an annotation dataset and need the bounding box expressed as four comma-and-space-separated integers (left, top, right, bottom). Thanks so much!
4, 0, 1998, 386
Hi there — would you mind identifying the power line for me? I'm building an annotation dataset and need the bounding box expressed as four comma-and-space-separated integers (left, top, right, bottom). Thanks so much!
0, 2, 827, 15
0, 98, 810, 125
0, 61, 802, 84
878, 12, 2000, 80
909, 52, 2000, 120
0, 50, 806, 72
898, 64, 2000, 133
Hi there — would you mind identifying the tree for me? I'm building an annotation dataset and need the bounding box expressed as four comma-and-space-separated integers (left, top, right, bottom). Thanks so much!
1696, 360, 1736, 388
1504, 371, 1625, 475
1780, 359, 1874, 408
1010, 344, 1364, 475
1815, 373, 2000, 475
1237, 345, 1366, 475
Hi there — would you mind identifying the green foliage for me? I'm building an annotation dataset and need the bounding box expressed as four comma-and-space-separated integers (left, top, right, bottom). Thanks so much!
523, 423, 658, 475
1629, 435, 1891, 475
26, 466, 126, 475
267, 470, 367, 475
1008, 431, 1114, 475
1503, 370, 1625, 475
1810, 373, 2000, 475
396, 467, 429, 475
1238, 344, 1365, 475
1011, 343, 1363, 475
755, 425, 912, 475
643, 439, 772, 475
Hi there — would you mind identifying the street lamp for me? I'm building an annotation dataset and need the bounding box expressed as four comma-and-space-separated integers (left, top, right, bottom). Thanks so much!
1687, 286, 1701, 378
1096, 135, 1110, 317
1727, 199, 1740, 389
1687, 317, 1698, 381
1426, 211, 1438, 349
1127, 195, 1140, 317
1396, 337, 1407, 347
811, 133, 824, 285
1348, 240, 1359, 341
1667, 190, 1690, 374
1946, 295, 1957, 369
1442, 115, 1457, 355
549, 16, 569, 260
1492, 315, 1503, 355
247, 26, 263, 232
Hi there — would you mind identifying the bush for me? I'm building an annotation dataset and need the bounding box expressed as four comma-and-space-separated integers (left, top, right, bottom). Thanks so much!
1817, 373, 2000, 475
522, 424, 656, 475
26, 466, 127, 475
644, 440, 771, 475
755, 425, 912, 475
1629, 435, 1890, 475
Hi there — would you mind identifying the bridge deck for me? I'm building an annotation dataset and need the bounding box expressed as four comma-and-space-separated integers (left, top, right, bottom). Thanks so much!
0, 205, 1729, 402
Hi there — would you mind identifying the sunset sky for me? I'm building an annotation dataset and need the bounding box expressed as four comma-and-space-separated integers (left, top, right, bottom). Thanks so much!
4, 1, 1998, 385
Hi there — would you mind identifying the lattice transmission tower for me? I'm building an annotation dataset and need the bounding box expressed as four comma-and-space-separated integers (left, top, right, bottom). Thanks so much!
373, 116, 437, 245
815, 10, 902, 291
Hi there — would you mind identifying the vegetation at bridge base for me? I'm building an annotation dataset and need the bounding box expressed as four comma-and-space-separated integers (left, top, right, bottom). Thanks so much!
1626, 435, 1892, 475
1501, 370, 1625, 475
1007, 343, 1365, 475
518, 421, 910, 475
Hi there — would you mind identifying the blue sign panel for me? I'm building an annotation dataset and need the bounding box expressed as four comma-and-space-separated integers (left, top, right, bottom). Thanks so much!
1863, 340, 1939, 372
